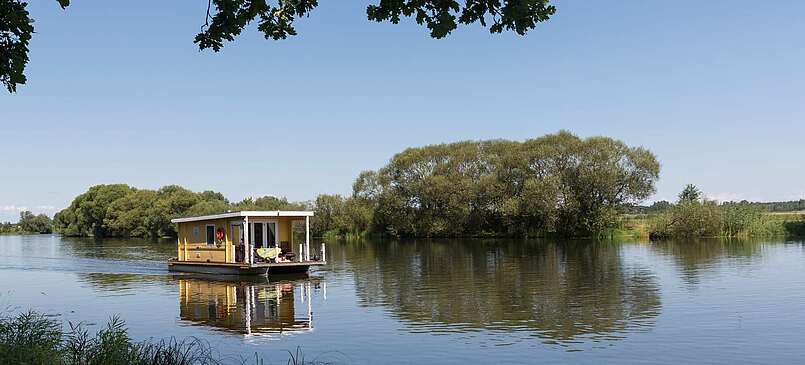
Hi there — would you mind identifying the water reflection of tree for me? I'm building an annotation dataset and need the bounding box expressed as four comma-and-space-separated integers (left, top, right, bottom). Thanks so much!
60, 236, 176, 261
76, 273, 170, 294
336, 239, 661, 343
648, 238, 765, 287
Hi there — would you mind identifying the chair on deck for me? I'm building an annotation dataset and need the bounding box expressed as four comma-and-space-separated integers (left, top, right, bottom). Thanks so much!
256, 247, 281, 262
280, 241, 296, 261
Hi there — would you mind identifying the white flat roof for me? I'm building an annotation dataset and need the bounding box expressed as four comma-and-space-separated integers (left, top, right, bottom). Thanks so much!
170, 211, 314, 223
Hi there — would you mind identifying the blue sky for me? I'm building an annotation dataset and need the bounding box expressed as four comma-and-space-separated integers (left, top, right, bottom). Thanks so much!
2, 1, 804, 222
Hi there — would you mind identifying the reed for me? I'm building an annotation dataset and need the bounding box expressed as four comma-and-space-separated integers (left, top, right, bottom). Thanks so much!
0, 310, 328, 365
645, 203, 805, 240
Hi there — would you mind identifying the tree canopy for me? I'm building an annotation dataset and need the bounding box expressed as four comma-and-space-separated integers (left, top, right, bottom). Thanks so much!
678, 184, 703, 203
18, 210, 53, 233
1, 0, 555, 93
53, 184, 306, 238
0, 211, 53, 234
313, 131, 659, 238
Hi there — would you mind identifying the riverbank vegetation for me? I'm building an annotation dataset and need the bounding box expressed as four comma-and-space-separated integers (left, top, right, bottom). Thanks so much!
0, 310, 316, 365
45, 132, 805, 240
52, 131, 661, 239
638, 185, 805, 239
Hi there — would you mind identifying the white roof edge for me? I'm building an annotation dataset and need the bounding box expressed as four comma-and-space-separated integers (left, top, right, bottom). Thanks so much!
170, 210, 314, 223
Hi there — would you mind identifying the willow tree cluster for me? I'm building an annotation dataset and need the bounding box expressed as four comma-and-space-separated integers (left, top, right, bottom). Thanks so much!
337, 131, 660, 238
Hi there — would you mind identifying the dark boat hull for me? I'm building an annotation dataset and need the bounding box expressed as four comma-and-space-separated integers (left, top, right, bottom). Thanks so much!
168, 261, 322, 276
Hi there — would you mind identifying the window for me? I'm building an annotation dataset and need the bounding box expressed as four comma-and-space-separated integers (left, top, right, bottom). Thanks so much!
253, 223, 264, 248
267, 222, 277, 247
206, 225, 215, 246
250, 222, 278, 249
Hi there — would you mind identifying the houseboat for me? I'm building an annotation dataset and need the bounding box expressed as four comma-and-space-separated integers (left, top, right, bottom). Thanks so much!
168, 211, 325, 275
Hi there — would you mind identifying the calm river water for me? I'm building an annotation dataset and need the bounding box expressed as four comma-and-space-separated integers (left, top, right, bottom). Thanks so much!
1, 235, 804, 364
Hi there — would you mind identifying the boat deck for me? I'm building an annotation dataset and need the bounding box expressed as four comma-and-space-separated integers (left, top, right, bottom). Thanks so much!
168, 259, 325, 275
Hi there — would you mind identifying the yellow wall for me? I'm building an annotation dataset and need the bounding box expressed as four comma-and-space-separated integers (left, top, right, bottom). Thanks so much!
177, 218, 233, 263
176, 216, 306, 263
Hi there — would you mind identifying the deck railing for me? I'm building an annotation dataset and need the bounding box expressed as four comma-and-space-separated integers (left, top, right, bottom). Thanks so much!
249, 242, 325, 264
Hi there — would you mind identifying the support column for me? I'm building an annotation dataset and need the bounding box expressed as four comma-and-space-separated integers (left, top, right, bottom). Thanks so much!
305, 216, 310, 261
244, 216, 251, 265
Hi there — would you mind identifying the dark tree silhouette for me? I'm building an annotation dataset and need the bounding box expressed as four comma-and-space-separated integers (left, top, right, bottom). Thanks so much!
1, 0, 556, 93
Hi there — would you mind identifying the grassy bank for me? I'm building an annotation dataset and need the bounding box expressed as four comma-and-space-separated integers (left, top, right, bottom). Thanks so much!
604, 185, 805, 241
611, 212, 805, 240
0, 310, 321, 365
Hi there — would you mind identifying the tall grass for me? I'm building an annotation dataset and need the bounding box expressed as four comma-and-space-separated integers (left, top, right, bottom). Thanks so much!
646, 202, 805, 240
0, 310, 329, 365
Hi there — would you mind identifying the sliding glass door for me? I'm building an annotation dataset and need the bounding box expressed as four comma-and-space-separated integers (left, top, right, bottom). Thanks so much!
250, 221, 278, 249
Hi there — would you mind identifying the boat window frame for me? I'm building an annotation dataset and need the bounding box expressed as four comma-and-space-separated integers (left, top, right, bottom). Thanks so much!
249, 219, 279, 248
205, 224, 216, 247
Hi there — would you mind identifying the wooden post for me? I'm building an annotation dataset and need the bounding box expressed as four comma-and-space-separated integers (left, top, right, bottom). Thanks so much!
298, 244, 303, 262
244, 216, 250, 265
321, 242, 326, 263
305, 216, 310, 262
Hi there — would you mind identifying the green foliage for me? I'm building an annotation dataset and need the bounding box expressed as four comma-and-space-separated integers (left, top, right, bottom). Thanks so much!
355, 131, 660, 238
0, 221, 20, 234
52, 132, 660, 239
678, 184, 702, 203
742, 199, 805, 213
54, 184, 134, 237
366, 0, 556, 38
5, 0, 555, 93
103, 189, 158, 237
310, 194, 373, 238
0, 310, 63, 364
0, 0, 68, 92
648, 185, 805, 239
53, 184, 316, 238
0, 310, 322, 365
630, 198, 805, 215
18, 210, 53, 233
0, 0, 34, 93
196, 0, 555, 52
232, 195, 304, 211
649, 200, 723, 238
0, 211, 53, 234
783, 220, 805, 237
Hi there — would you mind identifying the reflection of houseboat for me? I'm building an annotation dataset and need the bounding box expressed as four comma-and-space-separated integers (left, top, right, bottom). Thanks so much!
178, 278, 318, 336
168, 211, 326, 275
